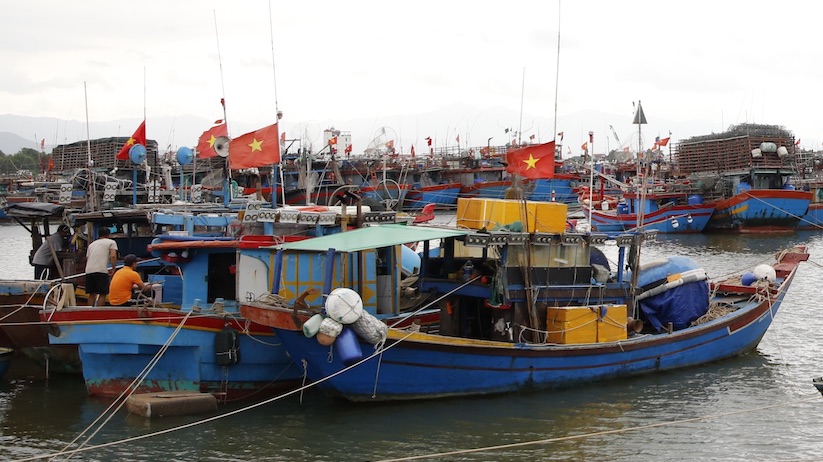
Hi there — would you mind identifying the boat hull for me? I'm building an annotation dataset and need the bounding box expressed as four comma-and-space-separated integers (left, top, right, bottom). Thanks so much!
587, 204, 714, 233
526, 178, 579, 204
403, 183, 462, 210
45, 306, 302, 399
797, 202, 823, 230
459, 181, 511, 199
705, 189, 811, 233
240, 244, 806, 402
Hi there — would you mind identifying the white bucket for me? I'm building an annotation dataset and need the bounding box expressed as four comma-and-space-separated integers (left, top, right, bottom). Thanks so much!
152, 284, 163, 303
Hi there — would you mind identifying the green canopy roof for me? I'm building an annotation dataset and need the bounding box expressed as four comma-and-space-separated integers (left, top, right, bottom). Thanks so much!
273, 224, 472, 252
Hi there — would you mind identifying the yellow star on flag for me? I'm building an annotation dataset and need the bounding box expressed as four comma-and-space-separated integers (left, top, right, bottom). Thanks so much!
125, 137, 136, 147
522, 154, 540, 170
248, 138, 263, 152
208, 135, 217, 148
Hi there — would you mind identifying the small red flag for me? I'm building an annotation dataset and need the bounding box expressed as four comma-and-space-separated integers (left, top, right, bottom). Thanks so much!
456, 134, 460, 144
196, 122, 228, 158
506, 141, 556, 180
40, 138, 45, 150
425, 137, 432, 146
116, 121, 146, 161
344, 144, 352, 154
581, 142, 588, 152
410, 145, 416, 157
385, 140, 395, 149
658, 137, 670, 147
329, 136, 338, 145
795, 138, 801, 146
228, 123, 280, 169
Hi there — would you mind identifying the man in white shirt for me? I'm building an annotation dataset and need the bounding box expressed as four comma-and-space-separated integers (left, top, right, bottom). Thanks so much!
31, 224, 71, 279
84, 227, 118, 306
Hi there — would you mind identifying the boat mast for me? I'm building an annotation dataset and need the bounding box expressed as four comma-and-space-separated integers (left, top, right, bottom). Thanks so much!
83, 82, 95, 213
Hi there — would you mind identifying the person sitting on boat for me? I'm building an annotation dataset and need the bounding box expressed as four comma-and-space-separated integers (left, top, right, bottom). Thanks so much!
84, 227, 118, 306
108, 254, 153, 306
31, 224, 71, 280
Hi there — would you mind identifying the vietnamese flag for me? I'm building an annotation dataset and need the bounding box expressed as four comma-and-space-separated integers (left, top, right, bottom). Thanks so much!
228, 122, 280, 169
505, 141, 556, 179
196, 122, 228, 158
657, 137, 670, 147
116, 121, 146, 160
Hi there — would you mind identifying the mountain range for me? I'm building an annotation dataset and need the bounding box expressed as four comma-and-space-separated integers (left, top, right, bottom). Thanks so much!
0, 106, 721, 159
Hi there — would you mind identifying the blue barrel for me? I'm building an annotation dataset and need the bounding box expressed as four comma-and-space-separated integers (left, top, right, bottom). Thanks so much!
616, 203, 629, 214
687, 195, 703, 205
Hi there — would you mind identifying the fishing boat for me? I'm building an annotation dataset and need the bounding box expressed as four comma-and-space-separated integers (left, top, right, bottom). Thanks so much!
0, 202, 83, 374
39, 202, 422, 398
675, 124, 811, 233
791, 179, 823, 230
580, 187, 715, 233
239, 197, 808, 401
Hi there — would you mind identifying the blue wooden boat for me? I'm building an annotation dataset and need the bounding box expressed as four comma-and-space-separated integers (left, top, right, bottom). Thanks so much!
795, 183, 823, 230
240, 219, 808, 402
582, 190, 714, 234
677, 123, 812, 233
40, 204, 418, 398
403, 182, 462, 210
704, 186, 811, 233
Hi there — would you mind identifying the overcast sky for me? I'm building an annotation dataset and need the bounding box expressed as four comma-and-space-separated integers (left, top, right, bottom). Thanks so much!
3, 0, 822, 153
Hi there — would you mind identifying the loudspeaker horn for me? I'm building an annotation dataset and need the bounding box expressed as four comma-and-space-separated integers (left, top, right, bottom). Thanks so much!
214, 136, 230, 158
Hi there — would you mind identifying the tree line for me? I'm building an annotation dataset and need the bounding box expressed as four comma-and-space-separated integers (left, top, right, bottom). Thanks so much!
0, 148, 48, 175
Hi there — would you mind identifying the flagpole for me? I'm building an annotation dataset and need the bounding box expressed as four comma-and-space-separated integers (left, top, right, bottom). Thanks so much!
268, 0, 282, 208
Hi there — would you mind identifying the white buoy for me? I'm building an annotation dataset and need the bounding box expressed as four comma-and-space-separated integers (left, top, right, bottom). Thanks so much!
325, 288, 364, 324
752, 264, 776, 282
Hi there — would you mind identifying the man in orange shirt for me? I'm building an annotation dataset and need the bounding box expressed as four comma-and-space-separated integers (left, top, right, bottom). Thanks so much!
108, 254, 153, 306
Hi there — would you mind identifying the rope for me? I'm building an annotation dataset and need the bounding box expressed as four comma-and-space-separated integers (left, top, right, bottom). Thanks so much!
9, 327, 421, 462
47, 309, 196, 462
372, 395, 822, 462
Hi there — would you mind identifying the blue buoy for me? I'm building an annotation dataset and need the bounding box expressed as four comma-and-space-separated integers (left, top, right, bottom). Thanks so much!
741, 272, 757, 286
335, 327, 363, 366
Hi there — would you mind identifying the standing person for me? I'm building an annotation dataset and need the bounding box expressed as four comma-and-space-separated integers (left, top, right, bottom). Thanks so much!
31, 224, 71, 279
84, 228, 118, 306
108, 254, 152, 306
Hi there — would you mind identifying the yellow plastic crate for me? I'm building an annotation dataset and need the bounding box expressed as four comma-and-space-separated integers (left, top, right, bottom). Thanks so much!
546, 306, 598, 344
456, 198, 567, 233
596, 304, 628, 343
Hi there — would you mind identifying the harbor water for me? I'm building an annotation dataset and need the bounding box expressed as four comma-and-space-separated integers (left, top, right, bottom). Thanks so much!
2, 221, 823, 461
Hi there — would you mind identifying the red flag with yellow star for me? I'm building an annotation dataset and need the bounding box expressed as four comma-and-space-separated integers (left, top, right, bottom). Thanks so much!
115, 121, 146, 160
196, 122, 228, 158
228, 122, 280, 169
505, 141, 555, 179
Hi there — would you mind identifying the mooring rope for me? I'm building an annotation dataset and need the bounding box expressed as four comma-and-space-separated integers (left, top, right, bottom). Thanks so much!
10, 326, 421, 462
47, 309, 196, 462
